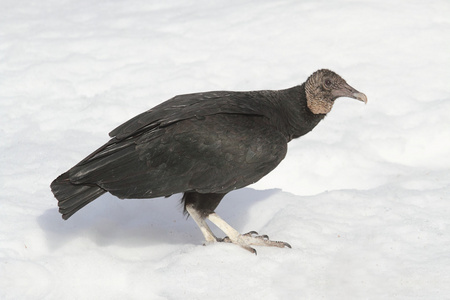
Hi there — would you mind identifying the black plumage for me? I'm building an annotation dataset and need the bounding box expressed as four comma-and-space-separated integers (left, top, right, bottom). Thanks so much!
51, 69, 367, 253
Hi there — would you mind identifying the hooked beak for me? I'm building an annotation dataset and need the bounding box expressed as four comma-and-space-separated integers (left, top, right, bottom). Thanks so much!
333, 82, 368, 104
352, 92, 368, 104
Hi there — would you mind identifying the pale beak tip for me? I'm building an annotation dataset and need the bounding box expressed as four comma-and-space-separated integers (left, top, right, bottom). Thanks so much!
353, 92, 368, 104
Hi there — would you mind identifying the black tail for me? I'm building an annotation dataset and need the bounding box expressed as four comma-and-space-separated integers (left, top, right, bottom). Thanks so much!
50, 172, 106, 220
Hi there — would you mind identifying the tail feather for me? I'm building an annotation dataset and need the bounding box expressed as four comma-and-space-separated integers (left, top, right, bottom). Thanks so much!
50, 172, 106, 220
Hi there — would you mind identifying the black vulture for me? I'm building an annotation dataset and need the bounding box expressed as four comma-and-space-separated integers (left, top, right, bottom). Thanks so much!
51, 69, 367, 253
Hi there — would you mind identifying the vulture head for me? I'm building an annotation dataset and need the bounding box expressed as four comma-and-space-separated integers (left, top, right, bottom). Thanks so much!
305, 69, 367, 114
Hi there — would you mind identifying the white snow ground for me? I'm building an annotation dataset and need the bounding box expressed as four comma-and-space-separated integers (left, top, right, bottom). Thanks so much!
1, 0, 450, 299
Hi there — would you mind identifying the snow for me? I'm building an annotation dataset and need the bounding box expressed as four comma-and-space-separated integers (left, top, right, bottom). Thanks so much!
1, 0, 450, 299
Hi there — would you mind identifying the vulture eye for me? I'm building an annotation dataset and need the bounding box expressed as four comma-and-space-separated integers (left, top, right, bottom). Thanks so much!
324, 79, 332, 87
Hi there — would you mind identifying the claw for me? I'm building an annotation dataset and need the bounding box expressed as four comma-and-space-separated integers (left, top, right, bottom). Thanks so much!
217, 236, 258, 254
244, 231, 258, 236
242, 245, 257, 255
259, 234, 269, 240
217, 236, 232, 243
283, 242, 292, 248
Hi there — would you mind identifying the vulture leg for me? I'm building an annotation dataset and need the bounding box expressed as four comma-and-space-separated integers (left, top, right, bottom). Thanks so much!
185, 203, 217, 243
183, 192, 291, 254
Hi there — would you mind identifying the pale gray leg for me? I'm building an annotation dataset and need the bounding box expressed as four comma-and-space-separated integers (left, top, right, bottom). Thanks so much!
185, 203, 217, 243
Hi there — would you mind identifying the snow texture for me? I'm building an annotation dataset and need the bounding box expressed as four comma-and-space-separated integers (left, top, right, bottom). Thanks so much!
1, 0, 450, 299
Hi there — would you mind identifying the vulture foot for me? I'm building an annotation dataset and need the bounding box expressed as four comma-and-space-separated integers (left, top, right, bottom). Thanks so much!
218, 231, 291, 254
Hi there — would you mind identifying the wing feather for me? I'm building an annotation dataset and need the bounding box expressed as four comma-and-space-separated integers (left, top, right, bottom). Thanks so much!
108, 91, 274, 140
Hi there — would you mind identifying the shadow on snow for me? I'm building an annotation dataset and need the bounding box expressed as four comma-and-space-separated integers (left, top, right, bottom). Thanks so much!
38, 187, 281, 250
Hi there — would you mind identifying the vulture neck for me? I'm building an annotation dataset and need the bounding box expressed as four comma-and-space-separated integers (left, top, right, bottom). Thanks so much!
272, 84, 326, 141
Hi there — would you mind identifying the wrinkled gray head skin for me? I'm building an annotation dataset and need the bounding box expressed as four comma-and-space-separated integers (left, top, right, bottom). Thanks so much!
305, 69, 367, 114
